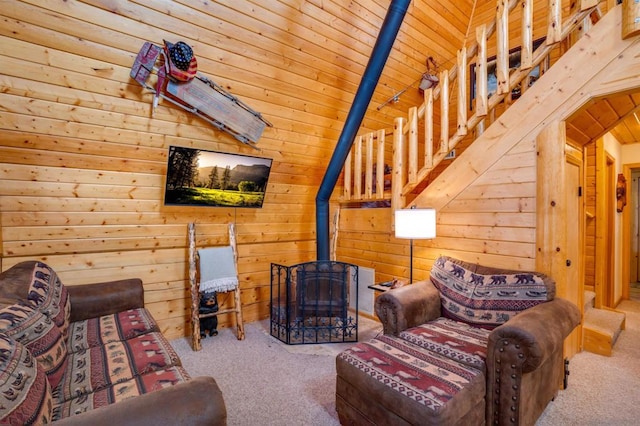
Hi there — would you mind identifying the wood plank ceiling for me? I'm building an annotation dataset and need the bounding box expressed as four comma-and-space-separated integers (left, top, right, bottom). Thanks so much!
567, 91, 640, 145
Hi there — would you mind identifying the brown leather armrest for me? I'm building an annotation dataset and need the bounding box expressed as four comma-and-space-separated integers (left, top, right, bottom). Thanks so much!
54, 376, 226, 426
485, 298, 580, 424
487, 297, 581, 373
374, 280, 441, 335
67, 278, 145, 322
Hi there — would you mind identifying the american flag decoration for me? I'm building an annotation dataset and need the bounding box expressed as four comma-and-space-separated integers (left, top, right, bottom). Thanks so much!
130, 40, 272, 146
165, 40, 198, 82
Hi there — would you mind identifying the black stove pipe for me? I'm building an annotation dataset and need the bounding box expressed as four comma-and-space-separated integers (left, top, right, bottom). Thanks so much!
316, 0, 411, 260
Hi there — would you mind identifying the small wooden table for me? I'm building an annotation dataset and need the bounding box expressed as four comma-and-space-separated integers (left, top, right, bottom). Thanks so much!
368, 281, 393, 292
367, 282, 393, 319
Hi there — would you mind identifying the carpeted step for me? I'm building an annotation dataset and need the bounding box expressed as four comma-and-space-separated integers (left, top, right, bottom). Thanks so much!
584, 290, 596, 312
583, 308, 626, 356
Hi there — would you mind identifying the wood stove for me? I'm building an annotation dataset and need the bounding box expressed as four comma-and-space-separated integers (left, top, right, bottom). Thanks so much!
270, 261, 358, 344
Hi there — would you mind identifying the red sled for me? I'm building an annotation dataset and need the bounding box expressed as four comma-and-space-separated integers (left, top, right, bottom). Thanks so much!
130, 42, 271, 146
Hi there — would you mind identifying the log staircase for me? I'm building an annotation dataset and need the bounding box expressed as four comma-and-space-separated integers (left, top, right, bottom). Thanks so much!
340, 0, 604, 210
338, 2, 637, 356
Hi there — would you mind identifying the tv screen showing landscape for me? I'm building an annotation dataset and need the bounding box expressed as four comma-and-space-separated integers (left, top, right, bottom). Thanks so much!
164, 145, 272, 208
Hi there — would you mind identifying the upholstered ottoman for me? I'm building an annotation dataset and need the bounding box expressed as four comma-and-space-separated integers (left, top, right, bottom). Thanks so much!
336, 317, 489, 425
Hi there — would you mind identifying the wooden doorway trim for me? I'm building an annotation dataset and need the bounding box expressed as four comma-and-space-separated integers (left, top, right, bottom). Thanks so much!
621, 163, 640, 301
536, 120, 583, 358
536, 120, 567, 285
565, 141, 586, 357
594, 139, 614, 309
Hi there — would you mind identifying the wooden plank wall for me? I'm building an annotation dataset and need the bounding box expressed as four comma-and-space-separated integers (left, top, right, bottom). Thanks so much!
0, 0, 617, 337
338, 1, 624, 288
425, 5, 634, 282
0, 0, 484, 339
339, 138, 537, 283
338, 0, 571, 283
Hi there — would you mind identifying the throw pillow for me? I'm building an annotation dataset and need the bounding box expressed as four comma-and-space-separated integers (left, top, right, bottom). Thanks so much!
430, 256, 551, 329
0, 302, 68, 389
26, 262, 71, 339
0, 334, 52, 425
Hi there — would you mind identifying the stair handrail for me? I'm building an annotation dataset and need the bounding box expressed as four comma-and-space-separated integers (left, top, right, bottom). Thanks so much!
392, 3, 601, 210
407, 0, 518, 130
339, 1, 602, 208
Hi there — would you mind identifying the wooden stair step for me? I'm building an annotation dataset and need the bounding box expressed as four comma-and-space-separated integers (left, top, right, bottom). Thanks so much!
583, 308, 626, 356
584, 290, 596, 311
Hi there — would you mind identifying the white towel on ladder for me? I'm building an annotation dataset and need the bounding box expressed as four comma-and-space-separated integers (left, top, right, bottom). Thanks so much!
198, 246, 239, 293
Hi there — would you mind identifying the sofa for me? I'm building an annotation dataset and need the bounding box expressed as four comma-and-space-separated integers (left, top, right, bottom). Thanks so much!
0, 260, 226, 425
336, 256, 581, 425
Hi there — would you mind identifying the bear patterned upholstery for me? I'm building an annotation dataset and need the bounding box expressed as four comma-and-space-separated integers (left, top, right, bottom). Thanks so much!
1, 261, 226, 424
24, 262, 71, 339
66, 307, 160, 352
51, 365, 191, 420
336, 255, 580, 426
53, 331, 182, 402
430, 256, 553, 329
0, 302, 68, 389
398, 317, 490, 371
337, 322, 487, 425
0, 334, 53, 425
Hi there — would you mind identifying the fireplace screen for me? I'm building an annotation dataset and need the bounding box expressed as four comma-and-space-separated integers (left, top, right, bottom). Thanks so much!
270, 261, 358, 344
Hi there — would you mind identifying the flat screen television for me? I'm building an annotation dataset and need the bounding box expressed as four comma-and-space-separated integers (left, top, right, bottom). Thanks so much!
164, 145, 272, 208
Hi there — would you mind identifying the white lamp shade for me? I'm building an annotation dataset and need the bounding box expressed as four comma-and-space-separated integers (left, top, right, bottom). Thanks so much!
395, 208, 436, 239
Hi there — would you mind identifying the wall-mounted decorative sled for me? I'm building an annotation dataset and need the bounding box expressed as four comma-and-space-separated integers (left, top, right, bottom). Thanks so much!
130, 41, 272, 147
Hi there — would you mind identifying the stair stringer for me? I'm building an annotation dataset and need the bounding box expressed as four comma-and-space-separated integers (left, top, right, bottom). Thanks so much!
409, 6, 640, 270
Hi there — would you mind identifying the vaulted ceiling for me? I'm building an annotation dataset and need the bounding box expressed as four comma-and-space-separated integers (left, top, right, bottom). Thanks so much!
391, 1, 640, 147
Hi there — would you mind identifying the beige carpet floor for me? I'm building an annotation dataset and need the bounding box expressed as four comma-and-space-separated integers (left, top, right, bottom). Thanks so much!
170, 316, 382, 426
536, 299, 640, 426
171, 304, 640, 425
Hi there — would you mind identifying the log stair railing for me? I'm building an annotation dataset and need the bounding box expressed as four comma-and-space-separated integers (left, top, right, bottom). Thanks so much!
341, 0, 603, 211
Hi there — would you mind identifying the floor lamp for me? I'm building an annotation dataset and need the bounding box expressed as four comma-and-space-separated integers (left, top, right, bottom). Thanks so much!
395, 208, 436, 283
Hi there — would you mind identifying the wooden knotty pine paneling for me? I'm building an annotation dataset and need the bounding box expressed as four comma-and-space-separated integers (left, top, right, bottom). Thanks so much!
337, 0, 619, 286
336, 0, 575, 284
338, 137, 537, 283
0, 0, 487, 338
584, 142, 596, 291
410, 6, 634, 286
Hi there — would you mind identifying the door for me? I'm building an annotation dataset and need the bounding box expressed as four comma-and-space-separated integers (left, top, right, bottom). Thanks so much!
565, 144, 585, 357
621, 164, 640, 301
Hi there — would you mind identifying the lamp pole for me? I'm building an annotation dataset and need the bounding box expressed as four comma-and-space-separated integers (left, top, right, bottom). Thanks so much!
409, 238, 414, 283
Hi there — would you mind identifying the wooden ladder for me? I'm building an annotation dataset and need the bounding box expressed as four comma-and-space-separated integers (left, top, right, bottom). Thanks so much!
189, 222, 245, 351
